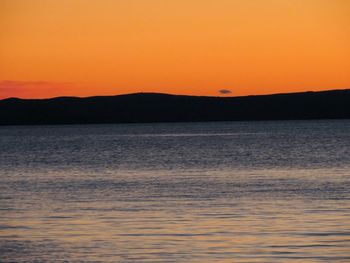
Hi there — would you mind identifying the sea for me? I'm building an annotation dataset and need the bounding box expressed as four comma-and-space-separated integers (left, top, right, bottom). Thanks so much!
1, 120, 350, 262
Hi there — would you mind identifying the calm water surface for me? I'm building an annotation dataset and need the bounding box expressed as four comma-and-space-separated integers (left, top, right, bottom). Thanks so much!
1, 120, 350, 262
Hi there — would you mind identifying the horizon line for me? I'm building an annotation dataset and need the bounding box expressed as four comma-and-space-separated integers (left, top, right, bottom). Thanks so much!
1, 88, 350, 101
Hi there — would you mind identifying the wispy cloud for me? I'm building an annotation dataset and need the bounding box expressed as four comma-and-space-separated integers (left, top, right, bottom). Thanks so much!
0, 80, 74, 99
218, 89, 232, 95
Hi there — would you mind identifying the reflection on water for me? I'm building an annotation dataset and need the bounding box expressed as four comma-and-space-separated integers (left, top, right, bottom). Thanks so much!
1, 120, 350, 262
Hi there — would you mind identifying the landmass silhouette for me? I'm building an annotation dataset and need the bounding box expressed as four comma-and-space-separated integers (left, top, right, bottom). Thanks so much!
0, 89, 349, 125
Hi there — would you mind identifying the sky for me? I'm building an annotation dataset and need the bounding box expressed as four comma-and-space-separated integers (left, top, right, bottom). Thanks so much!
1, 0, 350, 99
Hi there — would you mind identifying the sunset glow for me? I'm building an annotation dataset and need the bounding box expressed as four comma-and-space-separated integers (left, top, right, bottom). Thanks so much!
1, 0, 350, 98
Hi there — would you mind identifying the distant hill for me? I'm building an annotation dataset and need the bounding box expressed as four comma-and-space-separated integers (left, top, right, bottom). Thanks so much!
0, 89, 350, 125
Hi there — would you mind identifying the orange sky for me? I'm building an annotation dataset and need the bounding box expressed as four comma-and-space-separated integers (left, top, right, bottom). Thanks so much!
1, 0, 350, 99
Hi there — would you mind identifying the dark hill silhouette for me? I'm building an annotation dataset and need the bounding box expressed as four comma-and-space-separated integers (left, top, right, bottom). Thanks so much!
1, 89, 350, 125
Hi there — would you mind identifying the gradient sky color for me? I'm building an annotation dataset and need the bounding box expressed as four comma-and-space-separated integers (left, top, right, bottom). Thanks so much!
1, 0, 350, 98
